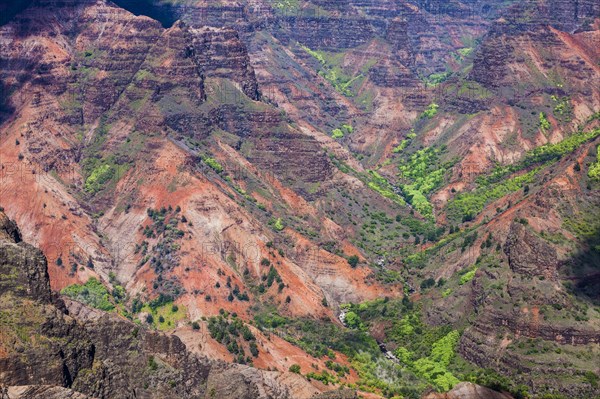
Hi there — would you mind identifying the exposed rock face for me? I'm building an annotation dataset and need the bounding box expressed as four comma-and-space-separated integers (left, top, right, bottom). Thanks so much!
470, 4, 600, 94
185, 25, 260, 101
423, 382, 513, 399
0, 213, 95, 389
0, 213, 51, 301
0, 212, 21, 242
8, 385, 92, 399
0, 212, 320, 398
503, 222, 559, 277
311, 389, 358, 399
462, 307, 600, 348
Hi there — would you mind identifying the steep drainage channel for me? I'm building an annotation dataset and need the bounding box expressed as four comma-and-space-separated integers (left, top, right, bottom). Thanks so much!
338, 309, 400, 364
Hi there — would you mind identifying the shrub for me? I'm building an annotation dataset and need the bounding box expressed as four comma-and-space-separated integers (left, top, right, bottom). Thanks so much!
289, 364, 301, 373
421, 103, 439, 119
332, 128, 344, 139
347, 255, 359, 268
344, 311, 362, 329
459, 268, 477, 285
249, 341, 259, 357
584, 371, 599, 388
148, 356, 158, 371
420, 278, 436, 290
273, 218, 285, 231
539, 112, 551, 131
203, 157, 223, 173
192, 321, 200, 330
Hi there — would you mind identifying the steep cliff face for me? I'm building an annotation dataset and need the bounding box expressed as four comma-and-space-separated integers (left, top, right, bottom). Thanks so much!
0, 212, 51, 301
504, 222, 559, 277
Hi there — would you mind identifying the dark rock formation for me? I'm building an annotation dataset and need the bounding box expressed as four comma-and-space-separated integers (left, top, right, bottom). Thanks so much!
186, 25, 259, 100
504, 222, 558, 278
423, 382, 513, 399
8, 385, 92, 399
0, 213, 50, 301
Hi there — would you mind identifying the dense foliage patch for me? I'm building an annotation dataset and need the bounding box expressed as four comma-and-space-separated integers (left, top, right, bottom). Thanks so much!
61, 277, 114, 311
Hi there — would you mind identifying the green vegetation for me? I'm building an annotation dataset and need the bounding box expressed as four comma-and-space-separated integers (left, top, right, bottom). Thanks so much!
347, 299, 465, 394
551, 95, 573, 122
539, 112, 551, 132
367, 170, 406, 206
289, 364, 301, 373
410, 331, 461, 391
300, 45, 364, 97
424, 72, 451, 87
459, 268, 477, 285
140, 207, 186, 297
325, 360, 350, 377
397, 146, 454, 220
252, 305, 425, 396
341, 124, 353, 134
80, 123, 151, 197
449, 128, 600, 222
262, 265, 283, 292
271, 217, 285, 231
85, 164, 115, 193
332, 124, 353, 139
142, 300, 187, 331
272, 0, 299, 12
456, 48, 473, 58
347, 255, 359, 268
306, 370, 338, 385
203, 156, 223, 173
393, 140, 409, 153
208, 313, 258, 363
480, 128, 600, 186
61, 278, 114, 311
332, 128, 344, 139
352, 351, 425, 397
253, 307, 377, 359
392, 131, 417, 154
463, 368, 531, 399
344, 311, 363, 329
449, 167, 539, 222
420, 103, 439, 119
589, 145, 600, 181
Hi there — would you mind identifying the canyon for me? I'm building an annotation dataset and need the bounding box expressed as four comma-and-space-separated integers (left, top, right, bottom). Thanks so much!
0, 0, 599, 398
